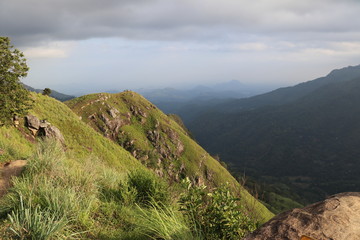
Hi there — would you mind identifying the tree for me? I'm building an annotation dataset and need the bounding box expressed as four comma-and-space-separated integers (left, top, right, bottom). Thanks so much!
42, 88, 52, 96
0, 37, 32, 125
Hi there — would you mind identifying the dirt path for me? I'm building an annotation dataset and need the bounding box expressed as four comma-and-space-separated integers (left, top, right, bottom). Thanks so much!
0, 160, 27, 198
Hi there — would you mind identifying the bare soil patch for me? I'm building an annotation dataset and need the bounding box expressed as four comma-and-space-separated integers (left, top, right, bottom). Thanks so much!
0, 160, 27, 198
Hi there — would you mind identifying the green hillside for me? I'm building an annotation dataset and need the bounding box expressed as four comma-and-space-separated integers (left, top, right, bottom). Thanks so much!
0, 92, 273, 239
66, 91, 273, 220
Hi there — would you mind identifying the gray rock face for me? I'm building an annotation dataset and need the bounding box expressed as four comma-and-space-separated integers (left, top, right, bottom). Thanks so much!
25, 115, 65, 144
38, 125, 65, 145
108, 108, 119, 118
25, 115, 40, 135
246, 192, 360, 240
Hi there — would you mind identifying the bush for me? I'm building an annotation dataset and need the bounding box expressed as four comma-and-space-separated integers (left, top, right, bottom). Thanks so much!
179, 178, 257, 239
128, 170, 169, 206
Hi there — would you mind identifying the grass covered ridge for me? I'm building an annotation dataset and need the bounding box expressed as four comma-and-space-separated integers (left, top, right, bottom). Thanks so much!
66, 91, 273, 222
0, 92, 273, 239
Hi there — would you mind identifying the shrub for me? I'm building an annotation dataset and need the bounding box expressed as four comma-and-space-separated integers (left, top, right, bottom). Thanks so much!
179, 178, 257, 239
127, 169, 169, 206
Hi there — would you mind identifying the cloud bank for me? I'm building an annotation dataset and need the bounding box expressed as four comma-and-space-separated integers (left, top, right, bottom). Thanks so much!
2, 0, 360, 46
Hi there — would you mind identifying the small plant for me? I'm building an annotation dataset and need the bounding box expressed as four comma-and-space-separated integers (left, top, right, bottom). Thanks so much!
179, 178, 257, 239
7, 196, 68, 240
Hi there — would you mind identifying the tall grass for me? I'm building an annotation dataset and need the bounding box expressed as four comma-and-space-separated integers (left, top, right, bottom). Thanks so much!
135, 202, 200, 240
0, 140, 98, 238
7, 196, 68, 240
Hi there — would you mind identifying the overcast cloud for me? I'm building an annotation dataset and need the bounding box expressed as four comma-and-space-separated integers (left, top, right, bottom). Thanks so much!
1, 0, 360, 94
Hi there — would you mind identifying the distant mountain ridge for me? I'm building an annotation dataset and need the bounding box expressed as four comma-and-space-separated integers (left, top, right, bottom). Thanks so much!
23, 84, 75, 102
188, 64, 360, 207
139, 80, 273, 103
215, 65, 360, 113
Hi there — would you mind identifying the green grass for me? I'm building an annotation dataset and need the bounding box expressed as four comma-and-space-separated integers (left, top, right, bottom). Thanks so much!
66, 91, 274, 223
30, 93, 145, 172
0, 90, 274, 239
135, 202, 198, 240
0, 125, 34, 163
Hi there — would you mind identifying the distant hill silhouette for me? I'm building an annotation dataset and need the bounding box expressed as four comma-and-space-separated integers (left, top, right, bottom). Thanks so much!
23, 84, 75, 102
188, 65, 360, 205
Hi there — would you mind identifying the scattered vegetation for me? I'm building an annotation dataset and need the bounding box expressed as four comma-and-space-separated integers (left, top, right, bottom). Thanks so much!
0, 140, 260, 239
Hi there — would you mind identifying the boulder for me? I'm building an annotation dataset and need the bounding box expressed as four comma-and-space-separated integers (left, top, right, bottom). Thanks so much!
25, 115, 65, 144
38, 125, 65, 145
25, 115, 40, 135
245, 192, 360, 240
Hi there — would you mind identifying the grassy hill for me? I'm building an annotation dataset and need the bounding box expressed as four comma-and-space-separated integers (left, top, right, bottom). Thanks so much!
66, 91, 272, 218
0, 92, 273, 239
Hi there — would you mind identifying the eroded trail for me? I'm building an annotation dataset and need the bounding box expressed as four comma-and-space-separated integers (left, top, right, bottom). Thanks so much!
0, 160, 27, 198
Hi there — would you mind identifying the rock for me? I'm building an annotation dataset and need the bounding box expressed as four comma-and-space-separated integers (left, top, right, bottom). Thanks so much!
245, 192, 360, 240
99, 113, 128, 138
13, 116, 20, 127
154, 120, 160, 128
25, 115, 40, 135
125, 112, 131, 120
38, 125, 65, 145
39, 120, 49, 128
138, 109, 147, 118
88, 114, 96, 120
132, 150, 137, 158
155, 168, 164, 177
24, 115, 65, 144
108, 108, 119, 118
176, 141, 184, 155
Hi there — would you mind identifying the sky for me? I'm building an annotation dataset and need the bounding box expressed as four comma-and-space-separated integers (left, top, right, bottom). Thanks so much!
1, 0, 360, 95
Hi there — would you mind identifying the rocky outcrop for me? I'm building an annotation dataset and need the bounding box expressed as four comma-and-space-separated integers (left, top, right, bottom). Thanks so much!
25, 115, 65, 144
246, 192, 360, 240
108, 108, 119, 118
38, 125, 65, 145
25, 115, 41, 135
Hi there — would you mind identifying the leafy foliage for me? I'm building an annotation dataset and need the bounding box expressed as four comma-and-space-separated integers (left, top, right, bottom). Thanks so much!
42, 88, 52, 96
0, 37, 32, 125
179, 179, 257, 239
